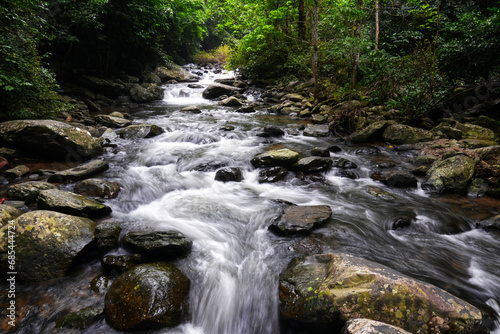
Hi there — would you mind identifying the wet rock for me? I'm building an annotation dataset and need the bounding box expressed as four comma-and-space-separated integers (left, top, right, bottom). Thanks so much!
355, 147, 380, 156
181, 105, 202, 114
366, 186, 397, 201
4, 165, 30, 178
74, 178, 120, 199
269, 205, 332, 235
95, 114, 132, 128
155, 65, 198, 82
311, 147, 330, 157
119, 124, 164, 139
279, 253, 485, 333
104, 262, 190, 331
37, 189, 112, 218
202, 83, 242, 99
329, 145, 342, 153
122, 231, 192, 259
0, 120, 103, 161
236, 106, 256, 113
91, 274, 110, 294
422, 155, 475, 194
381, 170, 418, 188
101, 254, 142, 276
251, 149, 300, 168
332, 158, 358, 169
56, 306, 104, 330
303, 124, 330, 137
47, 160, 109, 183
95, 222, 121, 252
468, 178, 489, 198
256, 126, 285, 138
476, 215, 500, 232
0, 210, 96, 282
391, 216, 413, 230
342, 319, 412, 334
215, 167, 244, 182
6, 181, 57, 203
338, 170, 358, 179
295, 172, 326, 183
258, 166, 289, 183
296, 157, 333, 173
193, 161, 228, 172
382, 124, 433, 144
219, 96, 243, 107
350, 120, 396, 143
0, 205, 22, 226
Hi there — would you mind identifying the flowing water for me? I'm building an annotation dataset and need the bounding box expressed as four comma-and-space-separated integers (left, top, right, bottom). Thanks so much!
3, 67, 500, 334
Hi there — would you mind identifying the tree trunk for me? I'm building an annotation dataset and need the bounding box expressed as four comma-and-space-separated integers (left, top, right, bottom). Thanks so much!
311, 0, 319, 101
299, 0, 306, 40
375, 0, 379, 50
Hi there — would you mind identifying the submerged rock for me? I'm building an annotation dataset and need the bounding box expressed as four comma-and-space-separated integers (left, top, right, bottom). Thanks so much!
37, 189, 112, 218
279, 253, 485, 333
47, 160, 109, 183
0, 210, 96, 282
104, 262, 190, 331
123, 231, 192, 259
269, 205, 332, 235
0, 120, 103, 160
6, 181, 57, 203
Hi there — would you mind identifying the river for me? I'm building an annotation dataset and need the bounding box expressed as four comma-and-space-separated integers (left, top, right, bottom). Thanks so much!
4, 66, 500, 334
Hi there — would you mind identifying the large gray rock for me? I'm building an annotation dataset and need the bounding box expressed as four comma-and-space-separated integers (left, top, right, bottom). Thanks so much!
202, 83, 242, 99
47, 160, 109, 183
0, 210, 96, 282
251, 149, 300, 168
269, 205, 332, 235
129, 83, 164, 103
422, 155, 476, 194
6, 181, 57, 203
119, 124, 165, 139
104, 262, 190, 331
37, 189, 112, 218
304, 124, 330, 137
382, 124, 433, 144
279, 253, 485, 333
0, 120, 103, 160
122, 231, 192, 258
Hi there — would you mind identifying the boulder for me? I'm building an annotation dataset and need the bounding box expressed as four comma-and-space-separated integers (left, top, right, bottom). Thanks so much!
155, 65, 198, 83
304, 124, 330, 137
47, 160, 109, 183
119, 124, 164, 139
381, 171, 418, 188
350, 120, 396, 143
269, 205, 332, 235
311, 147, 330, 157
73, 178, 120, 199
256, 126, 285, 138
0, 120, 103, 160
79, 75, 128, 99
219, 96, 243, 107
202, 83, 242, 99
296, 157, 333, 173
122, 231, 192, 258
4, 165, 30, 178
382, 124, 433, 144
251, 149, 300, 168
279, 253, 485, 333
342, 319, 412, 334
95, 222, 121, 252
129, 83, 164, 103
457, 123, 497, 141
215, 167, 244, 182
104, 262, 190, 331
95, 114, 132, 129
0, 205, 22, 226
140, 71, 162, 85
422, 155, 475, 194
37, 189, 112, 218
6, 181, 57, 203
0, 210, 96, 282
258, 166, 289, 183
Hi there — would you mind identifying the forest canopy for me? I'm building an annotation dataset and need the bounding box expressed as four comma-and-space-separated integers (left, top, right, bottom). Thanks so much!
1, 0, 499, 120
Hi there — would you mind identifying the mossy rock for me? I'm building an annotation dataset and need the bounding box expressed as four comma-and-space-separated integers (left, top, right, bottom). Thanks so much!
351, 120, 396, 143
122, 231, 192, 259
37, 189, 112, 218
6, 181, 57, 203
104, 262, 190, 331
0, 210, 96, 282
279, 253, 485, 334
422, 155, 476, 194
73, 178, 120, 199
251, 149, 300, 168
0, 205, 23, 226
382, 124, 433, 144
458, 123, 498, 142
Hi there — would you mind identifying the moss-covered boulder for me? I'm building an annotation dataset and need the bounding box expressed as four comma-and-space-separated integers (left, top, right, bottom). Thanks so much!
270, 205, 332, 235
129, 83, 164, 103
251, 149, 300, 168
37, 189, 112, 218
122, 231, 192, 259
104, 262, 190, 331
73, 178, 120, 199
457, 123, 497, 141
154, 65, 198, 83
382, 124, 433, 144
0, 205, 22, 226
47, 160, 109, 183
0, 120, 103, 160
296, 157, 333, 173
119, 124, 165, 139
279, 253, 485, 334
0, 210, 96, 282
6, 181, 57, 203
422, 155, 476, 194
350, 120, 396, 143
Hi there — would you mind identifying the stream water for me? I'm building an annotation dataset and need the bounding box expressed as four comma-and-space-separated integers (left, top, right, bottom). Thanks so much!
3, 66, 500, 334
